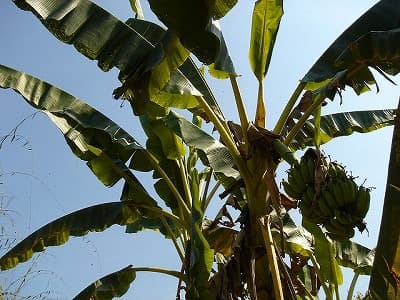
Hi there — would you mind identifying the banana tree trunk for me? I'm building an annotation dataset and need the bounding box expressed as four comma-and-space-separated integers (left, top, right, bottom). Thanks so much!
368, 101, 400, 299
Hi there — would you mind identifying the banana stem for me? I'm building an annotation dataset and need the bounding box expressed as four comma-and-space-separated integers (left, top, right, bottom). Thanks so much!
335, 284, 341, 300
132, 267, 187, 282
144, 151, 191, 220
258, 216, 284, 300
204, 181, 221, 212
230, 74, 250, 146
347, 271, 360, 300
284, 93, 326, 145
309, 252, 333, 300
195, 95, 250, 179
200, 169, 212, 210
160, 216, 185, 262
177, 158, 193, 208
273, 81, 306, 134
255, 79, 266, 128
296, 278, 315, 300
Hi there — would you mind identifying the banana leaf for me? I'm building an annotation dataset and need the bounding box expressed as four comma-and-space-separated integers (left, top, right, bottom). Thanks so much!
207, 0, 238, 20
127, 114, 187, 218
270, 210, 313, 258
164, 111, 238, 179
11, 0, 216, 113
290, 109, 396, 150
0, 65, 134, 184
334, 241, 373, 274
0, 202, 167, 270
73, 265, 136, 300
0, 64, 159, 209
302, 0, 400, 90
369, 101, 400, 298
355, 248, 375, 276
271, 211, 373, 273
334, 28, 400, 94
249, 0, 283, 81
303, 219, 343, 286
147, 0, 236, 75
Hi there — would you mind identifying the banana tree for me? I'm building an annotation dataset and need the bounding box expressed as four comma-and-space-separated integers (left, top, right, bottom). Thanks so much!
1, 0, 399, 299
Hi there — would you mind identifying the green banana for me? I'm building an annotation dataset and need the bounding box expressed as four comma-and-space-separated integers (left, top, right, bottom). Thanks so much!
287, 176, 302, 196
324, 218, 348, 235
318, 194, 334, 217
282, 180, 302, 199
320, 187, 339, 210
341, 178, 357, 206
299, 201, 313, 218
329, 162, 346, 180
354, 186, 371, 218
328, 227, 355, 242
300, 158, 312, 184
306, 158, 316, 184
330, 180, 346, 208
308, 208, 327, 225
334, 209, 353, 225
288, 167, 307, 194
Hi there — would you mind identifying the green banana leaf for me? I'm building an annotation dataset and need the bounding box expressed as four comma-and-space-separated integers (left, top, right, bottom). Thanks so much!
127, 114, 187, 218
0, 64, 153, 192
208, 0, 238, 20
303, 219, 343, 286
164, 111, 238, 178
249, 0, 283, 81
11, 0, 213, 113
120, 182, 181, 237
271, 211, 373, 273
180, 57, 225, 119
0, 202, 160, 270
355, 248, 375, 276
369, 101, 400, 298
73, 265, 136, 300
290, 109, 396, 150
147, 0, 236, 75
302, 0, 400, 88
334, 28, 400, 94
334, 241, 373, 274
270, 210, 313, 258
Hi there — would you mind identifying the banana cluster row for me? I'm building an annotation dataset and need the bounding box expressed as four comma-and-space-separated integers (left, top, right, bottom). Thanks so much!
282, 151, 370, 241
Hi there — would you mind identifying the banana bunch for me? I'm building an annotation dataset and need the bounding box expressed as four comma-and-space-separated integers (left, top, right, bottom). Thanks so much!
282, 150, 371, 242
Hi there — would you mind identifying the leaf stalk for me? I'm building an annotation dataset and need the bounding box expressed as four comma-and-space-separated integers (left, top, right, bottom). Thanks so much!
273, 81, 306, 134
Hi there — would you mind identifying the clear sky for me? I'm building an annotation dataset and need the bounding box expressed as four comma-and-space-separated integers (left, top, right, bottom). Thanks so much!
0, 0, 397, 299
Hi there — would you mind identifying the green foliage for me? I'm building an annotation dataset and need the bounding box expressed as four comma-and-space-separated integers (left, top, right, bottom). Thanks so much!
249, 0, 283, 81
74, 266, 136, 300
2, 0, 400, 299
0, 202, 145, 270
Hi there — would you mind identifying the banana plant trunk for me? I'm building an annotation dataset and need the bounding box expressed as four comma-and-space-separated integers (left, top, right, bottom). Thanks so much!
369, 101, 400, 299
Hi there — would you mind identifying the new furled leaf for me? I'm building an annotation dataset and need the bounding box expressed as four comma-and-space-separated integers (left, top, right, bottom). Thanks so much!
249, 0, 283, 81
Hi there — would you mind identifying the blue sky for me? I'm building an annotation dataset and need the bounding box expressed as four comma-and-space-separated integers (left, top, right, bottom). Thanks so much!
0, 0, 397, 298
